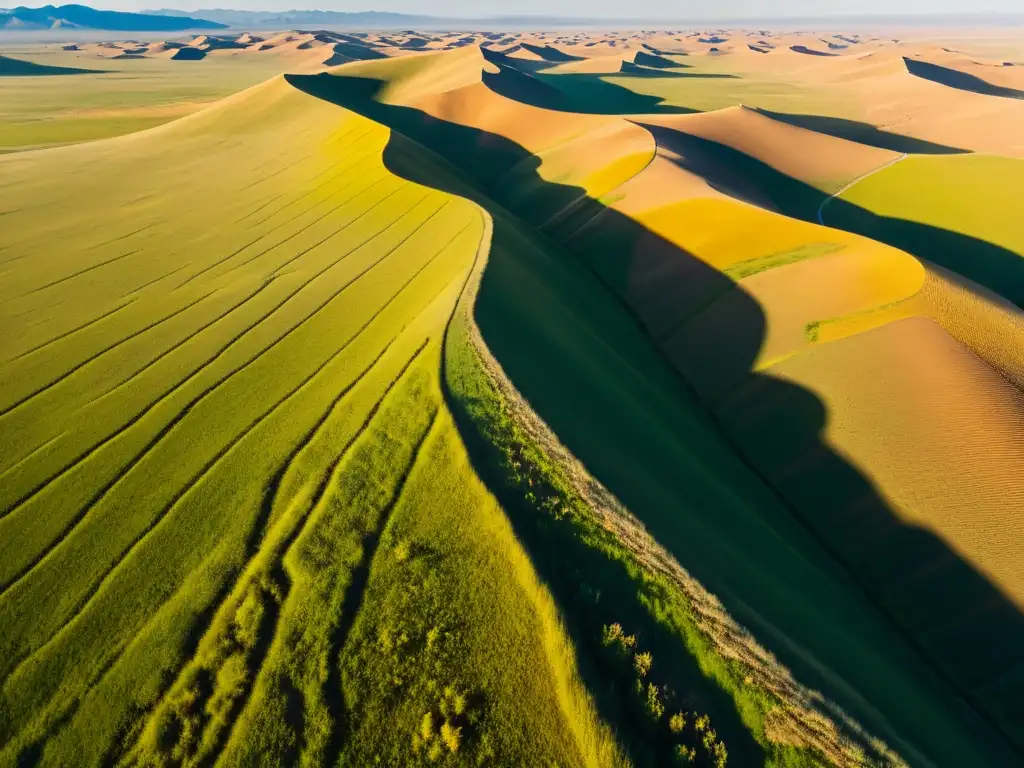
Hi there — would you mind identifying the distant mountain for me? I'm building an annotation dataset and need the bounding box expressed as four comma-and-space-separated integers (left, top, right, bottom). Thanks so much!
0, 4, 226, 30
145, 8, 439, 28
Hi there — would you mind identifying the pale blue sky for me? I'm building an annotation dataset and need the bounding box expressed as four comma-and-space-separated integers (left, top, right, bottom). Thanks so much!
46, 0, 1024, 17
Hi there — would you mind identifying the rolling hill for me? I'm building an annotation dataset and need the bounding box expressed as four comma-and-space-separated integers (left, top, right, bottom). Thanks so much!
2, 33, 1023, 768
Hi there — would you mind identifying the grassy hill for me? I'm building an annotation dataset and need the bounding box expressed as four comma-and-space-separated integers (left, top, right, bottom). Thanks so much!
2, 41, 1023, 768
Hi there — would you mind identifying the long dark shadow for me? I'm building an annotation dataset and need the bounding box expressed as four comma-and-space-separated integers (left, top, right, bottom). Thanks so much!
753, 107, 970, 155
642, 125, 1024, 308
286, 70, 1024, 765
904, 56, 1024, 100
480, 55, 699, 116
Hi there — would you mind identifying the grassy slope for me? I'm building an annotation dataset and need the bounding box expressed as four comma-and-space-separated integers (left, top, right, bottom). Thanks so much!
4, 46, 1023, 768
0, 76, 614, 767
0, 48, 307, 151
830, 153, 1024, 306
288, 62, 1023, 765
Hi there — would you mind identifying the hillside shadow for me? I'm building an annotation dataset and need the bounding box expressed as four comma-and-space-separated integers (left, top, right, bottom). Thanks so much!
520, 42, 583, 62
0, 55, 104, 76
755, 108, 971, 155
904, 57, 1024, 100
633, 51, 692, 69
619, 61, 739, 79
641, 124, 1024, 308
480, 56, 697, 116
287, 71, 1024, 764
790, 45, 838, 57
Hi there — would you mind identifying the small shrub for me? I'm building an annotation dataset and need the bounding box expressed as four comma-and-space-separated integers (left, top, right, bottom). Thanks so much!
713, 740, 728, 767
420, 712, 435, 742
602, 623, 624, 646
394, 539, 411, 562
645, 682, 664, 720
633, 651, 652, 678
702, 728, 718, 751
232, 589, 264, 649
674, 744, 696, 764
694, 714, 710, 732
602, 623, 637, 656
441, 720, 462, 753
427, 741, 444, 762
426, 626, 440, 649
452, 692, 467, 716
669, 712, 686, 734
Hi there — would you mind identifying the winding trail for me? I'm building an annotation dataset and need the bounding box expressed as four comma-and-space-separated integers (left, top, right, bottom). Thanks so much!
817, 152, 908, 226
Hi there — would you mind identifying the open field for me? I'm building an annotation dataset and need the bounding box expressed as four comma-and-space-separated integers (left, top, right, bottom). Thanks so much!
2, 22, 1023, 768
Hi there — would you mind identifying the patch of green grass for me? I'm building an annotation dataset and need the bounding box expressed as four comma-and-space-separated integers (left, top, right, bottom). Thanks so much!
723, 242, 844, 281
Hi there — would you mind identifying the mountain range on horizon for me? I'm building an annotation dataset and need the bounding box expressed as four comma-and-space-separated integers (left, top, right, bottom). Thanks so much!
2, 4, 1024, 32
0, 3, 225, 29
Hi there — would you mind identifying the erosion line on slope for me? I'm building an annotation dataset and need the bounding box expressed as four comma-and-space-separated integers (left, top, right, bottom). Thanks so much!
320, 407, 440, 768
235, 131, 381, 225
0, 196, 450, 524
0, 290, 217, 420
3, 299, 137, 365
13, 248, 145, 301
122, 262, 191, 298
245, 138, 385, 230
175, 161, 389, 291
84, 224, 157, 253
85, 276, 290, 407
207, 342, 432, 768
1, 219, 472, 676
220, 180, 408, 282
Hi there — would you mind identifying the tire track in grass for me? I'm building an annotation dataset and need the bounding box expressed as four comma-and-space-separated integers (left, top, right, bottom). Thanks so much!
243, 136, 386, 230
83, 224, 157, 254
121, 262, 191, 298
0, 290, 216, 419
2, 176, 417, 445
12, 248, 144, 301
216, 179, 408, 284
234, 120, 370, 197
0, 195, 448, 522
164, 343, 433, 768
0, 221, 473, 675
2, 299, 138, 365
319, 409, 440, 768
174, 162, 390, 292
5, 337, 425, 764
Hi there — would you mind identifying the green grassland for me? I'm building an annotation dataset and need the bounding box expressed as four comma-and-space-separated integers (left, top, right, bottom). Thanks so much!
827, 153, 1024, 305
0, 47, 301, 151
0, 78, 619, 767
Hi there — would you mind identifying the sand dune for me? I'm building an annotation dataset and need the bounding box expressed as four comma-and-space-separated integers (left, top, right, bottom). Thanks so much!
643, 106, 897, 194
903, 55, 1024, 99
